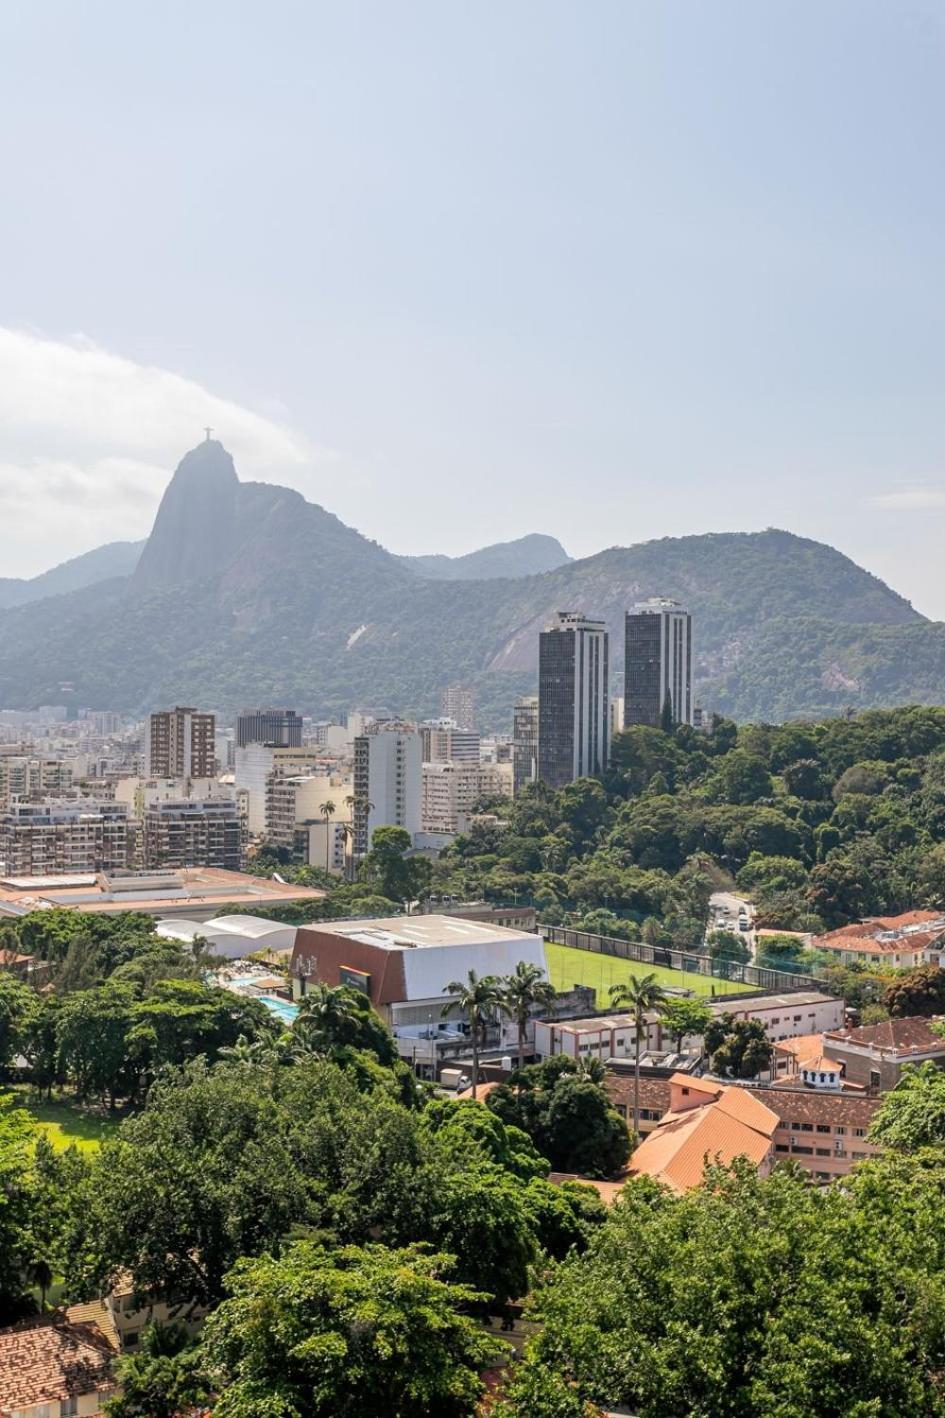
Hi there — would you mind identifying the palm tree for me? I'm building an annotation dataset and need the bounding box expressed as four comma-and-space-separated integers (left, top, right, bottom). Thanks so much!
609, 972, 668, 1138
319, 800, 337, 874
218, 1033, 276, 1068
442, 969, 502, 1100
337, 822, 355, 883
295, 982, 360, 1053
499, 961, 557, 1075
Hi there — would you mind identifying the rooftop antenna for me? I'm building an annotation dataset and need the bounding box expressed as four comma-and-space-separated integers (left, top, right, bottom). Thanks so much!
204, 426, 213, 442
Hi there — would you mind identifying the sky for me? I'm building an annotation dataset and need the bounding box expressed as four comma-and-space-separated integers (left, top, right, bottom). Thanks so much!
0, 2, 944, 613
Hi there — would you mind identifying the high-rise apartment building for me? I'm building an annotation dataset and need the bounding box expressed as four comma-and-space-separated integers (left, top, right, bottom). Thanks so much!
147, 708, 216, 778
420, 721, 481, 765
236, 708, 303, 749
512, 697, 539, 795
141, 798, 242, 872
537, 612, 609, 789
421, 761, 513, 835
440, 686, 475, 732
623, 599, 692, 729
352, 721, 422, 855
234, 744, 325, 836
0, 801, 133, 877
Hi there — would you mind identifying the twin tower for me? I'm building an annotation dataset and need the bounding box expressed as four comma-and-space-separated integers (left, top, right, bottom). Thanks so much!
530, 599, 693, 790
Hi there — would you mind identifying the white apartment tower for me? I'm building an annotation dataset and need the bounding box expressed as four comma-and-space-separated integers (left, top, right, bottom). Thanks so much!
352, 721, 423, 855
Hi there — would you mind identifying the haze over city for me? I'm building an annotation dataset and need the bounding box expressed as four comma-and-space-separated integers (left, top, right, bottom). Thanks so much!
2, 2, 944, 613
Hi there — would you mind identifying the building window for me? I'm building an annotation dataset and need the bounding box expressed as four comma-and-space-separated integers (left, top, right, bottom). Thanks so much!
775, 1144, 789, 1153
62, 1401, 79, 1418
816, 1148, 830, 1157
816, 1124, 831, 1134
852, 1150, 867, 1160
853, 1128, 866, 1138
792, 1145, 813, 1155
835, 1126, 846, 1136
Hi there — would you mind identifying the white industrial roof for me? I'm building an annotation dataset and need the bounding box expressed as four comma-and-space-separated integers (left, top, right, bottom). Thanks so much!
322, 913, 532, 951
204, 914, 292, 939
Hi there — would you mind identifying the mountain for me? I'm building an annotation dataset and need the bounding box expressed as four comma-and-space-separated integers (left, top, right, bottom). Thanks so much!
0, 540, 143, 608
0, 440, 939, 726
396, 533, 571, 580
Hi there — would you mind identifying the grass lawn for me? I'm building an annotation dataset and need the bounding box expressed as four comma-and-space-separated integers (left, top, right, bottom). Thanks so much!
545, 942, 755, 1007
9, 1092, 122, 1153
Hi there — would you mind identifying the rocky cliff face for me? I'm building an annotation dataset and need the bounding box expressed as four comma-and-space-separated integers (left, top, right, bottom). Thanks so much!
132, 439, 241, 591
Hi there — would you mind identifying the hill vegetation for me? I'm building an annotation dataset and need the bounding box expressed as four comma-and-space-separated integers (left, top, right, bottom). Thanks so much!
0, 440, 940, 725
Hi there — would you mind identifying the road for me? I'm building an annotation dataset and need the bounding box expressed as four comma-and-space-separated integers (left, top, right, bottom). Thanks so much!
708, 890, 757, 958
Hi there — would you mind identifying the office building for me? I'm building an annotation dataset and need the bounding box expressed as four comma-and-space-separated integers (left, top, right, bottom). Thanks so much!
537, 612, 609, 789
420, 720, 481, 764
440, 685, 475, 732
352, 721, 422, 855
512, 697, 539, 795
624, 599, 692, 728
0, 800, 133, 876
142, 798, 243, 872
147, 707, 216, 778
236, 707, 303, 749
264, 772, 350, 857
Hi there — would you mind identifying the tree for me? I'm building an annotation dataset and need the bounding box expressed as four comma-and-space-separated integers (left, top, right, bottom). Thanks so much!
489, 1058, 631, 1179
442, 970, 502, 1100
319, 799, 337, 873
884, 964, 945, 1018
361, 825, 432, 908
660, 998, 713, 1052
608, 972, 668, 1137
0, 974, 38, 1077
0, 1095, 38, 1322
105, 1323, 211, 1418
202, 1241, 507, 1418
705, 1014, 772, 1079
706, 928, 751, 980
499, 961, 557, 1074
497, 1155, 945, 1418
868, 1060, 945, 1152
295, 983, 397, 1064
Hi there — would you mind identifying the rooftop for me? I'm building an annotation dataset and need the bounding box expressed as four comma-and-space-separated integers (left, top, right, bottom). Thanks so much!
712, 990, 839, 1012
0, 1316, 116, 1415
628, 1075, 779, 1193
311, 913, 536, 951
825, 1014, 945, 1056
0, 867, 324, 919
753, 1086, 883, 1129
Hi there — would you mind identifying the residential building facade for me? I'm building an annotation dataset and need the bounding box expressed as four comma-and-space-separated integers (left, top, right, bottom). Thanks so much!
420, 761, 512, 835
141, 798, 242, 872
624, 598, 692, 728
440, 685, 475, 731
146, 707, 216, 778
512, 696, 539, 796
537, 612, 609, 789
0, 801, 132, 876
352, 721, 422, 855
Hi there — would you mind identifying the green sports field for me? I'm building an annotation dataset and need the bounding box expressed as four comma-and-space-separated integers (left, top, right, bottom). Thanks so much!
545, 942, 755, 1007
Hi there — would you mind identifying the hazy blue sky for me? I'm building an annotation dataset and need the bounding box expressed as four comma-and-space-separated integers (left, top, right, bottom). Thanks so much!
1, 2, 944, 614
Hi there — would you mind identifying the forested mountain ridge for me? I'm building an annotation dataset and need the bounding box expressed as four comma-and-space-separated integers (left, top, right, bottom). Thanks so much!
0, 538, 144, 608
0, 439, 936, 724
396, 532, 572, 580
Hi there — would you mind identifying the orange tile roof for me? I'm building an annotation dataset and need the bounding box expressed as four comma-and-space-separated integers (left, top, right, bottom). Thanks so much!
774, 1033, 825, 1065
668, 1070, 723, 1097
629, 1085, 778, 1193
0, 1316, 115, 1415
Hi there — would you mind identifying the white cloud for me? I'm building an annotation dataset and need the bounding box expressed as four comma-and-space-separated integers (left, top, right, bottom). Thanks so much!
868, 487, 945, 511
0, 327, 318, 576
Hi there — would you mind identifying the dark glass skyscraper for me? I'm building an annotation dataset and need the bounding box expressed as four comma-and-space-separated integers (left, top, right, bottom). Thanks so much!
623, 600, 692, 728
236, 708, 303, 749
537, 612, 609, 789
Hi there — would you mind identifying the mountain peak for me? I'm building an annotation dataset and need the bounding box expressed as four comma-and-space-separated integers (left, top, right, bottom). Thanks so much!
132, 439, 240, 592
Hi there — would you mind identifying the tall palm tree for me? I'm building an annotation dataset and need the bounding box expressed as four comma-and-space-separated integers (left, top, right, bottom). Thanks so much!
499, 961, 557, 1075
337, 822, 355, 883
442, 969, 502, 1100
295, 982, 360, 1053
319, 800, 337, 874
609, 972, 668, 1138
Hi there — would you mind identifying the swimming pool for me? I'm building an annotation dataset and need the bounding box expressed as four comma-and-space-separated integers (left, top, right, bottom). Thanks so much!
259, 994, 299, 1025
